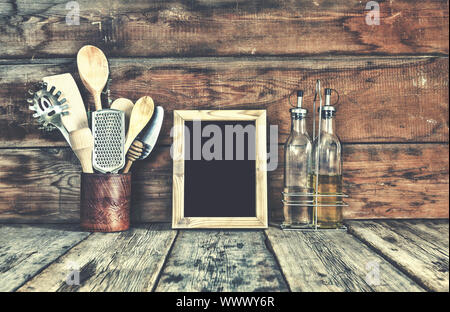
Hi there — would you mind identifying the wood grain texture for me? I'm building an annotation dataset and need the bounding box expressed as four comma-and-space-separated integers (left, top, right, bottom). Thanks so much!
155, 230, 288, 292
0, 148, 82, 222
171, 111, 184, 227
0, 147, 171, 222
0, 224, 90, 292
0, 0, 447, 58
124, 96, 154, 153
110, 97, 134, 131
68, 127, 94, 173
346, 220, 449, 292
255, 110, 268, 227
80, 173, 131, 232
270, 143, 450, 221
0, 56, 448, 147
0, 144, 447, 222
42, 73, 89, 132
76, 45, 109, 111
17, 224, 176, 292
123, 139, 144, 173
265, 226, 423, 292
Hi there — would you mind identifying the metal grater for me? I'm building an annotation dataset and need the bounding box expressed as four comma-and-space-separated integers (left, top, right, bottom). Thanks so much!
137, 106, 164, 160
92, 109, 125, 173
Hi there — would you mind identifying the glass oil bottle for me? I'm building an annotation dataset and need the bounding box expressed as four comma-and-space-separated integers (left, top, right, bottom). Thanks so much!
311, 88, 343, 229
282, 91, 313, 228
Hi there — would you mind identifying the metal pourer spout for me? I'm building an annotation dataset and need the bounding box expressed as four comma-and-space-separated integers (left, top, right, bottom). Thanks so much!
324, 88, 332, 106
291, 90, 307, 119
320, 88, 336, 118
297, 90, 304, 108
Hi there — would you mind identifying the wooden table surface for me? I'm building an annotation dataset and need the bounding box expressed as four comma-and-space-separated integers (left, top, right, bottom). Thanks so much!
0, 220, 448, 292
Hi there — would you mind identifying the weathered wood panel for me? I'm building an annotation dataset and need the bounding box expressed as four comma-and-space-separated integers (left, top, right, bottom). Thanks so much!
0, 56, 448, 147
0, 148, 80, 222
271, 143, 450, 221
18, 224, 176, 292
0, 144, 447, 223
0, 0, 447, 58
265, 227, 423, 291
347, 220, 449, 292
0, 147, 171, 222
0, 224, 90, 292
155, 230, 288, 291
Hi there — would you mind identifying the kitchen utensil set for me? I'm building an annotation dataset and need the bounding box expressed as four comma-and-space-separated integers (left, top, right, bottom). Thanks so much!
28, 45, 163, 174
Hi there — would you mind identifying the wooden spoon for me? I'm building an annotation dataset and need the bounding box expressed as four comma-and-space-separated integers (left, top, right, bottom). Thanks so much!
122, 106, 164, 174
77, 45, 109, 111
111, 98, 134, 131
69, 128, 94, 173
124, 96, 154, 153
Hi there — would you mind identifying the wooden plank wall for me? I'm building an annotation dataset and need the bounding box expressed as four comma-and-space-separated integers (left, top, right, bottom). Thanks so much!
0, 0, 448, 223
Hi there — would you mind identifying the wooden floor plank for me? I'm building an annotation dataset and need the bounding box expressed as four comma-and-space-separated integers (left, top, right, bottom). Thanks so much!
347, 220, 449, 292
155, 230, 288, 292
17, 224, 176, 292
386, 220, 449, 251
0, 224, 90, 292
265, 227, 423, 292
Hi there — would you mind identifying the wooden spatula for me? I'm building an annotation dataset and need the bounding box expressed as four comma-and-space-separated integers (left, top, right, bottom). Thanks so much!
111, 98, 134, 131
77, 45, 109, 111
124, 96, 154, 153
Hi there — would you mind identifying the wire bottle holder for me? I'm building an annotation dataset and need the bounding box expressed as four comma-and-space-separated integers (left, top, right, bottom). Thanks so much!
280, 80, 348, 231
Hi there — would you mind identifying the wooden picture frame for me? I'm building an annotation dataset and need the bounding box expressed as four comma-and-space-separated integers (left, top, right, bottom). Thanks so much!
172, 110, 268, 229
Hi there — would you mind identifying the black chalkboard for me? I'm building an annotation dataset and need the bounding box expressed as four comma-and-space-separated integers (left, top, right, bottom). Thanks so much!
184, 120, 256, 217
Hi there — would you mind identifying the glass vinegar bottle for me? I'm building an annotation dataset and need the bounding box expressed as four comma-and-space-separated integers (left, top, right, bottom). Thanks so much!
283, 91, 313, 228
311, 88, 343, 229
